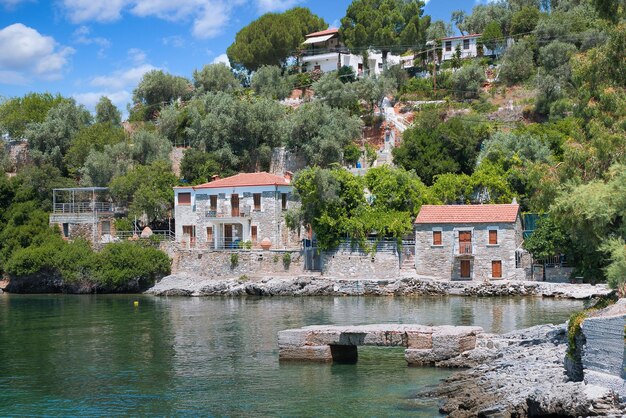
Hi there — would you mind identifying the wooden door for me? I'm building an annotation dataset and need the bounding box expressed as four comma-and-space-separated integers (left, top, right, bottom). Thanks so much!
206, 227, 213, 248
492, 260, 502, 278
183, 225, 196, 247
460, 260, 471, 278
231, 194, 239, 217
224, 224, 233, 248
459, 231, 472, 254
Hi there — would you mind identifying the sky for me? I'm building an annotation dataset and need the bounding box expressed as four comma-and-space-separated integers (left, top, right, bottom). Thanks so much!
0, 0, 481, 114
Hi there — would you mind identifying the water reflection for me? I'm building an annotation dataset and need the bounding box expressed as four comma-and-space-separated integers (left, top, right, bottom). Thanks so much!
0, 294, 583, 416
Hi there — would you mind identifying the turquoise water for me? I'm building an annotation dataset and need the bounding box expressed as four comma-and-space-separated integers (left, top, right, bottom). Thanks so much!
0, 295, 583, 416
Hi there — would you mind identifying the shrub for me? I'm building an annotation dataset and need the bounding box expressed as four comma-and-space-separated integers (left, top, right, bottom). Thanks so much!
343, 143, 361, 166
499, 41, 535, 85
94, 242, 170, 289
230, 253, 239, 268
452, 63, 485, 100
282, 252, 292, 269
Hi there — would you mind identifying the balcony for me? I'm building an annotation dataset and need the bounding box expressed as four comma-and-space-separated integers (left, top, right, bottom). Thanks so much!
203, 205, 252, 220
454, 242, 475, 257
53, 202, 114, 214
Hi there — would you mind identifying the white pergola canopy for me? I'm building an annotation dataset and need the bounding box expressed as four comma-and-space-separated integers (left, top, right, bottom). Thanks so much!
303, 34, 335, 45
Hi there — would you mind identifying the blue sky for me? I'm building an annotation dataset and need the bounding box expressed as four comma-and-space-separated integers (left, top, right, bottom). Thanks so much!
0, 0, 478, 113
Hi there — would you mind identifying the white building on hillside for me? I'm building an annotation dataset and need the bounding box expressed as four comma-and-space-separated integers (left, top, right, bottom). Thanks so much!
440, 34, 505, 61
300, 28, 400, 76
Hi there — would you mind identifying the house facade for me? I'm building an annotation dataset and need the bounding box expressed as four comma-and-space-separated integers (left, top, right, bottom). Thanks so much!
301, 28, 400, 76
440, 34, 503, 61
174, 172, 300, 250
49, 187, 116, 243
414, 204, 525, 281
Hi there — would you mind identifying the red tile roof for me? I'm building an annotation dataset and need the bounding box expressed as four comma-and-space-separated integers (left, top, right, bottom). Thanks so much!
415, 204, 520, 224
190, 172, 290, 190
306, 28, 339, 38
440, 33, 482, 41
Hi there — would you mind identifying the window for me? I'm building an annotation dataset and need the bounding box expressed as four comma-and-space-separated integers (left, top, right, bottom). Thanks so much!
206, 226, 213, 243
101, 221, 111, 235
432, 230, 442, 246
210, 195, 217, 212
282, 193, 287, 210
231, 194, 240, 217
445, 41, 452, 52
492, 260, 502, 278
62, 223, 69, 238
182, 225, 196, 247
178, 192, 191, 205
253, 193, 261, 211
460, 260, 471, 278
489, 229, 498, 245
463, 39, 470, 50
251, 226, 258, 242
314, 64, 321, 71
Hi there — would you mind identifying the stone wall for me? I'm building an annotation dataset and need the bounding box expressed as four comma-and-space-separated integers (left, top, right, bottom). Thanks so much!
415, 221, 525, 281
50, 214, 115, 243
163, 244, 304, 278
580, 308, 626, 399
321, 244, 400, 279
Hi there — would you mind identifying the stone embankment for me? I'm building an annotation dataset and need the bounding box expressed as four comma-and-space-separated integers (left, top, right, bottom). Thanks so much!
432, 324, 626, 417
147, 274, 612, 299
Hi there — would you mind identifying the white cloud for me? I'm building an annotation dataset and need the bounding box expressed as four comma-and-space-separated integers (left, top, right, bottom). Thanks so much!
0, 0, 32, 9
0, 23, 74, 84
255, 0, 300, 13
162, 35, 186, 48
211, 53, 230, 67
127, 47, 147, 65
90, 63, 156, 90
72, 25, 110, 58
63, 0, 126, 23
62, 0, 233, 38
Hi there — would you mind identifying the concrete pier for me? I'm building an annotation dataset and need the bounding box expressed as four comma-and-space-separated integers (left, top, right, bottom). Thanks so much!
278, 324, 483, 366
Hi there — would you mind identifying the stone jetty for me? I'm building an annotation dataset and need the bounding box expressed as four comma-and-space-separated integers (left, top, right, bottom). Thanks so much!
278, 324, 482, 365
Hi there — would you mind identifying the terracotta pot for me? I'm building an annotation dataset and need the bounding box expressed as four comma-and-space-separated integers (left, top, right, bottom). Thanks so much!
260, 237, 272, 250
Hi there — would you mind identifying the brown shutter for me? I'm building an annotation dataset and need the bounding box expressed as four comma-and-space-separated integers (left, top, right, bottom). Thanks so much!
178, 192, 191, 205
253, 193, 261, 211
433, 230, 442, 245
210, 195, 217, 211
492, 261, 502, 278
251, 226, 258, 242
460, 260, 471, 278
489, 230, 498, 245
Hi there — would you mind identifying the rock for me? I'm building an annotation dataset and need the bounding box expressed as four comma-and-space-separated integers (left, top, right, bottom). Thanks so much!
140, 227, 153, 238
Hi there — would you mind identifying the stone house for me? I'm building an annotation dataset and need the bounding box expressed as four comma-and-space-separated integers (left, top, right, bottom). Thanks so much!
414, 204, 525, 281
174, 172, 300, 250
301, 28, 400, 76
49, 187, 116, 243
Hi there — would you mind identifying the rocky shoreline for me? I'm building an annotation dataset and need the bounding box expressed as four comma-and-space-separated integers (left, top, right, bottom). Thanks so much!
147, 274, 613, 299
431, 324, 625, 417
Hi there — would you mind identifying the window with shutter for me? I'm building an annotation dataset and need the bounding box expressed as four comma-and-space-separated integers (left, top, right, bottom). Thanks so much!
432, 230, 442, 245
178, 193, 191, 205
489, 229, 498, 245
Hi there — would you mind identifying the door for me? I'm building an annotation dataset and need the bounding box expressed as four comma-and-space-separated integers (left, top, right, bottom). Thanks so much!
206, 227, 214, 249
182, 225, 196, 247
224, 224, 233, 248
459, 231, 472, 254
492, 260, 502, 279
460, 260, 471, 279
231, 194, 239, 217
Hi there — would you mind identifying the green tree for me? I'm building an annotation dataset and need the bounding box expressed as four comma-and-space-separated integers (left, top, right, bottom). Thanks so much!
65, 123, 126, 176
179, 148, 225, 184
131, 70, 191, 121
601, 238, 626, 296
283, 102, 363, 167
451, 62, 486, 100
130, 129, 172, 165
460, 3, 511, 35
480, 21, 504, 56
80, 143, 134, 187
251, 65, 293, 99
0, 93, 69, 140
354, 75, 396, 114
364, 165, 431, 216
450, 10, 466, 35
340, 0, 428, 67
499, 40, 535, 85
110, 160, 177, 223
95, 96, 122, 125
227, 7, 326, 72
523, 216, 569, 260
25, 100, 92, 171
510, 6, 542, 36
312, 73, 358, 110
343, 143, 361, 166
426, 20, 453, 41
193, 63, 241, 94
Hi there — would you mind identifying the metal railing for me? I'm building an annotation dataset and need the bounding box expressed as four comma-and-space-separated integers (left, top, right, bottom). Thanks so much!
455, 242, 474, 256
53, 202, 113, 213
115, 230, 175, 241
203, 205, 252, 219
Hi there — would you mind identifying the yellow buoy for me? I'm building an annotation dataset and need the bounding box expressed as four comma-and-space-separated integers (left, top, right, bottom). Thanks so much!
133, 301, 139, 307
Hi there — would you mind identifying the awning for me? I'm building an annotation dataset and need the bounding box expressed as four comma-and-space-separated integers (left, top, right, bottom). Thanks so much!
303, 34, 335, 45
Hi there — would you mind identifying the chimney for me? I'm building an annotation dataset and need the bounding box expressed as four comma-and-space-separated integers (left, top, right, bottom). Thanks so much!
211, 175, 220, 182
284, 171, 293, 183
